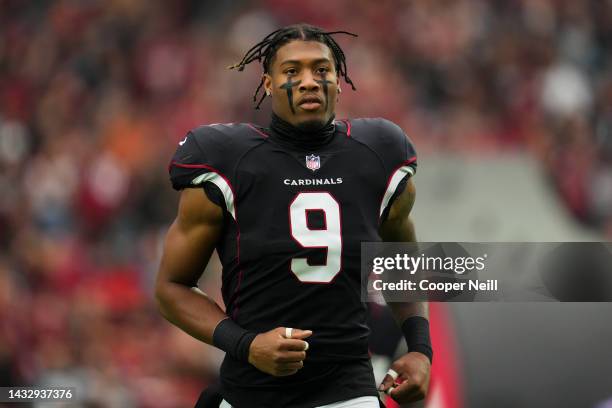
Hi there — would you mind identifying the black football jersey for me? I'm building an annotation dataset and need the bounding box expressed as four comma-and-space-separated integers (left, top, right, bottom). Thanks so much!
169, 118, 417, 408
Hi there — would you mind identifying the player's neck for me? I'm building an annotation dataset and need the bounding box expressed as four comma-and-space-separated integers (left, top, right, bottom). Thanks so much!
269, 112, 336, 150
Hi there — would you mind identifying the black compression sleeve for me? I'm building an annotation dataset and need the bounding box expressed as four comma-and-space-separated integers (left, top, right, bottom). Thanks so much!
401, 316, 433, 363
212, 318, 257, 362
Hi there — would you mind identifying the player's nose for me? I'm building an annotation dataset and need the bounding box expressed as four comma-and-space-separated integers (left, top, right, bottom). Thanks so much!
298, 71, 320, 92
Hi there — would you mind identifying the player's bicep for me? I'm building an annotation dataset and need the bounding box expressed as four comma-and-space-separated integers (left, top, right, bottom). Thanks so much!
379, 178, 416, 242
157, 188, 224, 288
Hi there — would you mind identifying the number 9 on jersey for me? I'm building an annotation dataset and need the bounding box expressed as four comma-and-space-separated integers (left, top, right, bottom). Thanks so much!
289, 192, 342, 283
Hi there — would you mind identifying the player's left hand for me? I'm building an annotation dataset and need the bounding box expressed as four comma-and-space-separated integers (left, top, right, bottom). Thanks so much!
378, 352, 431, 403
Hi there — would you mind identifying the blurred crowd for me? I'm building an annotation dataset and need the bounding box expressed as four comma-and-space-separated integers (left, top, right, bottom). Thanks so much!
1, 0, 611, 406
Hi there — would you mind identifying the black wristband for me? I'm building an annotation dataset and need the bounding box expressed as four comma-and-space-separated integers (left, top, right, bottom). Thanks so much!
401, 316, 433, 363
212, 318, 257, 362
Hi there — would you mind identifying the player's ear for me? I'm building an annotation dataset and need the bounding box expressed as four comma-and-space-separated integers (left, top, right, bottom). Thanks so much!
263, 74, 272, 96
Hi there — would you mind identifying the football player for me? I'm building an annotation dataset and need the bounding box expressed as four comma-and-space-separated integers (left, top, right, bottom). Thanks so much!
155, 23, 432, 408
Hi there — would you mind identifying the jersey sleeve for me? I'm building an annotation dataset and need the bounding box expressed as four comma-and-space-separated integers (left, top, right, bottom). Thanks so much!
168, 130, 207, 190
349, 118, 418, 220
375, 119, 418, 220
167, 127, 237, 219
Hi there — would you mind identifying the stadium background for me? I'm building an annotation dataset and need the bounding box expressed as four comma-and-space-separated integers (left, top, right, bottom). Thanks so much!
1, 0, 612, 407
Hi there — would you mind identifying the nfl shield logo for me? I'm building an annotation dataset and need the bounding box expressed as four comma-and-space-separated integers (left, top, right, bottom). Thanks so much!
305, 154, 321, 171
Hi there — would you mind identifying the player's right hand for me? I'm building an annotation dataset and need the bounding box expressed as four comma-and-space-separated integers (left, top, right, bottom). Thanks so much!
248, 327, 312, 376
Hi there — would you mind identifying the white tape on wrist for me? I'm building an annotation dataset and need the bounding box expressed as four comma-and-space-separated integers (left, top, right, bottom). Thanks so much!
386, 368, 399, 381
385, 385, 396, 395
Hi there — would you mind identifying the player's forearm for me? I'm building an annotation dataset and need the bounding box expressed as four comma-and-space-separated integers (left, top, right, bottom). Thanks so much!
155, 200, 227, 345
155, 281, 227, 345
381, 217, 430, 350
379, 187, 433, 362
380, 214, 426, 322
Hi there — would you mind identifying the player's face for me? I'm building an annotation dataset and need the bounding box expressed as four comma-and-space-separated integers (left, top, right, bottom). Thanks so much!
264, 40, 339, 129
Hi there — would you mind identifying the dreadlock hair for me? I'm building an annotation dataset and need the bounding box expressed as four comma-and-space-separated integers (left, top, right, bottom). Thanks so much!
228, 23, 358, 109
